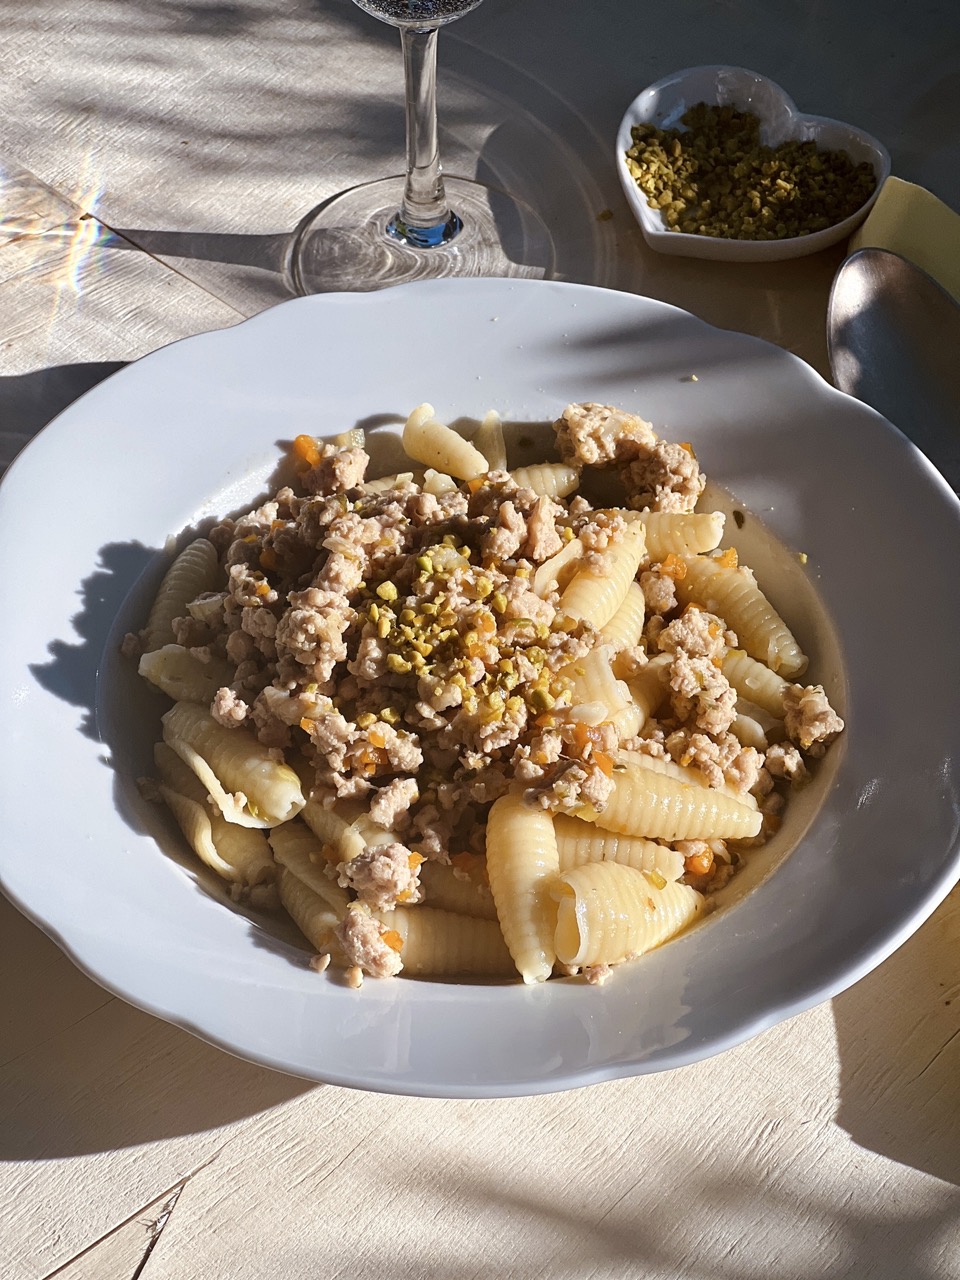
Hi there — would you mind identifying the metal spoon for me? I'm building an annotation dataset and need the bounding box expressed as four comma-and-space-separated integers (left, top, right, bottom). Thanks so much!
827, 247, 960, 492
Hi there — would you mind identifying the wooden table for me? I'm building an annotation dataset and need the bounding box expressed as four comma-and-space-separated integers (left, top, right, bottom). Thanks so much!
2, 3, 959, 1276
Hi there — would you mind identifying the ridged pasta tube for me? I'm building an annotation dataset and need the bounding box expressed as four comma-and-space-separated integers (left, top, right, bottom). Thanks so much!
279, 868, 342, 954
402, 403, 488, 480
533, 536, 583, 597
617, 748, 759, 809
730, 710, 768, 751
485, 792, 561, 983
563, 646, 641, 739
631, 511, 725, 560
268, 820, 351, 915
300, 794, 396, 861
153, 743, 275, 885
722, 649, 789, 717
677, 557, 807, 676
600, 581, 646, 651
619, 651, 672, 724
472, 410, 507, 471
551, 863, 704, 968
587, 758, 762, 841
374, 906, 514, 978
419, 860, 499, 921
162, 702, 305, 828
553, 814, 684, 882
509, 463, 579, 499
138, 644, 235, 704
298, 793, 362, 860
559, 523, 647, 629
142, 538, 220, 653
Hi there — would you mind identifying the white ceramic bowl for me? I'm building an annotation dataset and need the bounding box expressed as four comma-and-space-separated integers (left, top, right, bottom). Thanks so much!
1, 279, 958, 1098
616, 65, 891, 261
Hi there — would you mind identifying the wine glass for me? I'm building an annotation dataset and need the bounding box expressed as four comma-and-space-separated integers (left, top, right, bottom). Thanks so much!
285, 0, 554, 294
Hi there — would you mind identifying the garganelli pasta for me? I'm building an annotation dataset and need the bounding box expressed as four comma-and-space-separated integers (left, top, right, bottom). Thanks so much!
125, 399, 844, 987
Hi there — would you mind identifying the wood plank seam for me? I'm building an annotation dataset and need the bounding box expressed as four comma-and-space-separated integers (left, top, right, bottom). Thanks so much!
37, 1147, 227, 1280
90, 220, 249, 321
912, 1025, 960, 1082
129, 1188, 183, 1280
0, 993, 118, 1072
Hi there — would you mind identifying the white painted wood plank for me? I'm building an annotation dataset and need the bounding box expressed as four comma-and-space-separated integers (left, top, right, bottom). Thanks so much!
833, 883, 960, 1189
44, 1186, 181, 1280
130, 994, 958, 1280
7, 893, 956, 1280
0, 991, 313, 1280
0, 161, 241, 474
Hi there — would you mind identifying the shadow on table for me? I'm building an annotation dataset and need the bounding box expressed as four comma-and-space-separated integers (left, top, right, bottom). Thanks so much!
0, 362, 127, 474
831, 885, 960, 1189
0, 894, 314, 1163
94, 5, 622, 298
279, 1143, 960, 1280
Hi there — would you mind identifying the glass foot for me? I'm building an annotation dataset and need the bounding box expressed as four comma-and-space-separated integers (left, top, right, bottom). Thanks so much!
285, 175, 554, 294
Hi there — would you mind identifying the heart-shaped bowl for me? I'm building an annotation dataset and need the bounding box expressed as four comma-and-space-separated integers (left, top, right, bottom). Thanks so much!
616, 65, 891, 262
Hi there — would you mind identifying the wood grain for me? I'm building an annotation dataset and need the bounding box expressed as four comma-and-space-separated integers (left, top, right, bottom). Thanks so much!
0, 161, 240, 475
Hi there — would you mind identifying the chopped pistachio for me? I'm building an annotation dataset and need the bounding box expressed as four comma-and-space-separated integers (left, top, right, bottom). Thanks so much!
529, 687, 555, 712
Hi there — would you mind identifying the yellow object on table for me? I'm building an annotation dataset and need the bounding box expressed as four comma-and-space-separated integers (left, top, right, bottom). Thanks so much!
849, 175, 960, 303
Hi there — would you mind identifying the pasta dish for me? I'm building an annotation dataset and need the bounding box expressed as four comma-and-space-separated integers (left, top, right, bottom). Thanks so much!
124, 402, 844, 987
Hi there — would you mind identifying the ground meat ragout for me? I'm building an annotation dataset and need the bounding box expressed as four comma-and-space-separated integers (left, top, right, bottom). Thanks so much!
130, 402, 845, 986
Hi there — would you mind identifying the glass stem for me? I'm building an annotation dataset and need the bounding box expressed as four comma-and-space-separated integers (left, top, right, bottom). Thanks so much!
388, 26, 462, 247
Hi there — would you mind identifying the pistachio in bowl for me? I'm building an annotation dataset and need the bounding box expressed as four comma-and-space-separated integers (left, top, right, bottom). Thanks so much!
616, 65, 890, 262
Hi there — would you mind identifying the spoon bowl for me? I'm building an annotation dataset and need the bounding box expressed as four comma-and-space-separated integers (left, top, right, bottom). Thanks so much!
828, 247, 960, 491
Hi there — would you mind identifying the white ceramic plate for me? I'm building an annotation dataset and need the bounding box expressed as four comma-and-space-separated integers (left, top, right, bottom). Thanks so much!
616, 65, 890, 261
2, 278, 958, 1098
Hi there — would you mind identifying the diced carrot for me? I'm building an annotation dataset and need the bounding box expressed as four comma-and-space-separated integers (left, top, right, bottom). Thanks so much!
467, 476, 486, 494
292, 433, 321, 467
594, 751, 614, 777
717, 547, 739, 569
661, 553, 688, 581
450, 852, 481, 878
574, 722, 608, 752
259, 546, 278, 571
381, 929, 404, 952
